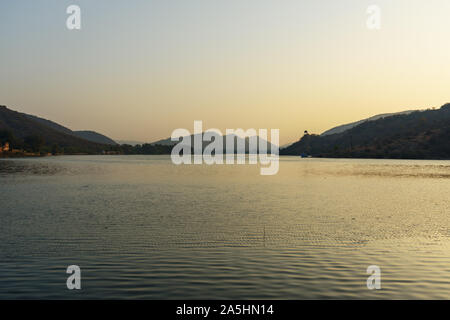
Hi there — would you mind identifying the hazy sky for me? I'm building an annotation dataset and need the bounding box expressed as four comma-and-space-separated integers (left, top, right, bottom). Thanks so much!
1, 0, 450, 144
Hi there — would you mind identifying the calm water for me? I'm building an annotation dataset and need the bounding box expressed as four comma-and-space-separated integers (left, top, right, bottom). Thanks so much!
1, 155, 450, 299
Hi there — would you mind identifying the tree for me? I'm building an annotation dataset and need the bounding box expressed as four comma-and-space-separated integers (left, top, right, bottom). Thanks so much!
24, 135, 44, 152
0, 130, 15, 144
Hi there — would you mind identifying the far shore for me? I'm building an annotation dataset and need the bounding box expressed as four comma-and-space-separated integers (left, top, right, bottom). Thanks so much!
1, 153, 450, 161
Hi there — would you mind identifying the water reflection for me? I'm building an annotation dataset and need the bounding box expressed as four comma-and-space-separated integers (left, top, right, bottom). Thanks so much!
0, 156, 450, 299
0, 158, 105, 177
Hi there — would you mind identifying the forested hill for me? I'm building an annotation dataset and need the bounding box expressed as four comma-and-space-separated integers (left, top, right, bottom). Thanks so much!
0, 105, 111, 154
0, 105, 172, 155
25, 114, 117, 145
281, 103, 450, 159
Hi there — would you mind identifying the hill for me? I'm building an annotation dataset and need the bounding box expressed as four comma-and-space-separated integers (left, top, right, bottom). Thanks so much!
0, 105, 115, 154
0, 105, 173, 155
116, 140, 145, 146
151, 133, 277, 153
281, 104, 450, 159
73, 131, 117, 145
320, 110, 417, 136
25, 114, 117, 145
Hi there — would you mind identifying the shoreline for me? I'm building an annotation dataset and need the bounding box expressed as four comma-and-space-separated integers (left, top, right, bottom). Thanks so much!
1, 153, 450, 161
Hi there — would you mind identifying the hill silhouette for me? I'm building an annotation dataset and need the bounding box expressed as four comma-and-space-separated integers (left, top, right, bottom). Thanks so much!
282, 103, 450, 159
320, 110, 417, 136
0, 105, 171, 155
25, 114, 117, 145
72, 131, 117, 145
0, 105, 112, 154
151, 133, 277, 154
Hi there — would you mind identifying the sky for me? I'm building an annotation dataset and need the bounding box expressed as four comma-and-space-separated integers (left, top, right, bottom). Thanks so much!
1, 0, 450, 144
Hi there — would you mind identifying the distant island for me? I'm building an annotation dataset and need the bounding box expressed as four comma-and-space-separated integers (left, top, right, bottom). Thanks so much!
281, 103, 450, 159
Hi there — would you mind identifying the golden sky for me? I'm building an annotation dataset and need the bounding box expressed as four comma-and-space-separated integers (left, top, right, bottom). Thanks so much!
1, 0, 450, 144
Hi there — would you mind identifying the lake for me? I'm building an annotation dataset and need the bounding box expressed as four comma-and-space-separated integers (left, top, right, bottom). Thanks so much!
1, 155, 450, 299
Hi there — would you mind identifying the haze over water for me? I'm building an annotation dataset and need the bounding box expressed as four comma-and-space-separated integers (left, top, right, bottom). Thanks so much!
1, 155, 450, 299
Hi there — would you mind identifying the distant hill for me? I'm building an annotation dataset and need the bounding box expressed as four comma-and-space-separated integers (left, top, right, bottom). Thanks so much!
151, 133, 278, 153
25, 114, 74, 135
73, 131, 117, 145
321, 110, 417, 136
0, 105, 115, 154
282, 104, 450, 159
116, 140, 145, 146
150, 137, 177, 146
0, 105, 175, 155
25, 114, 117, 145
